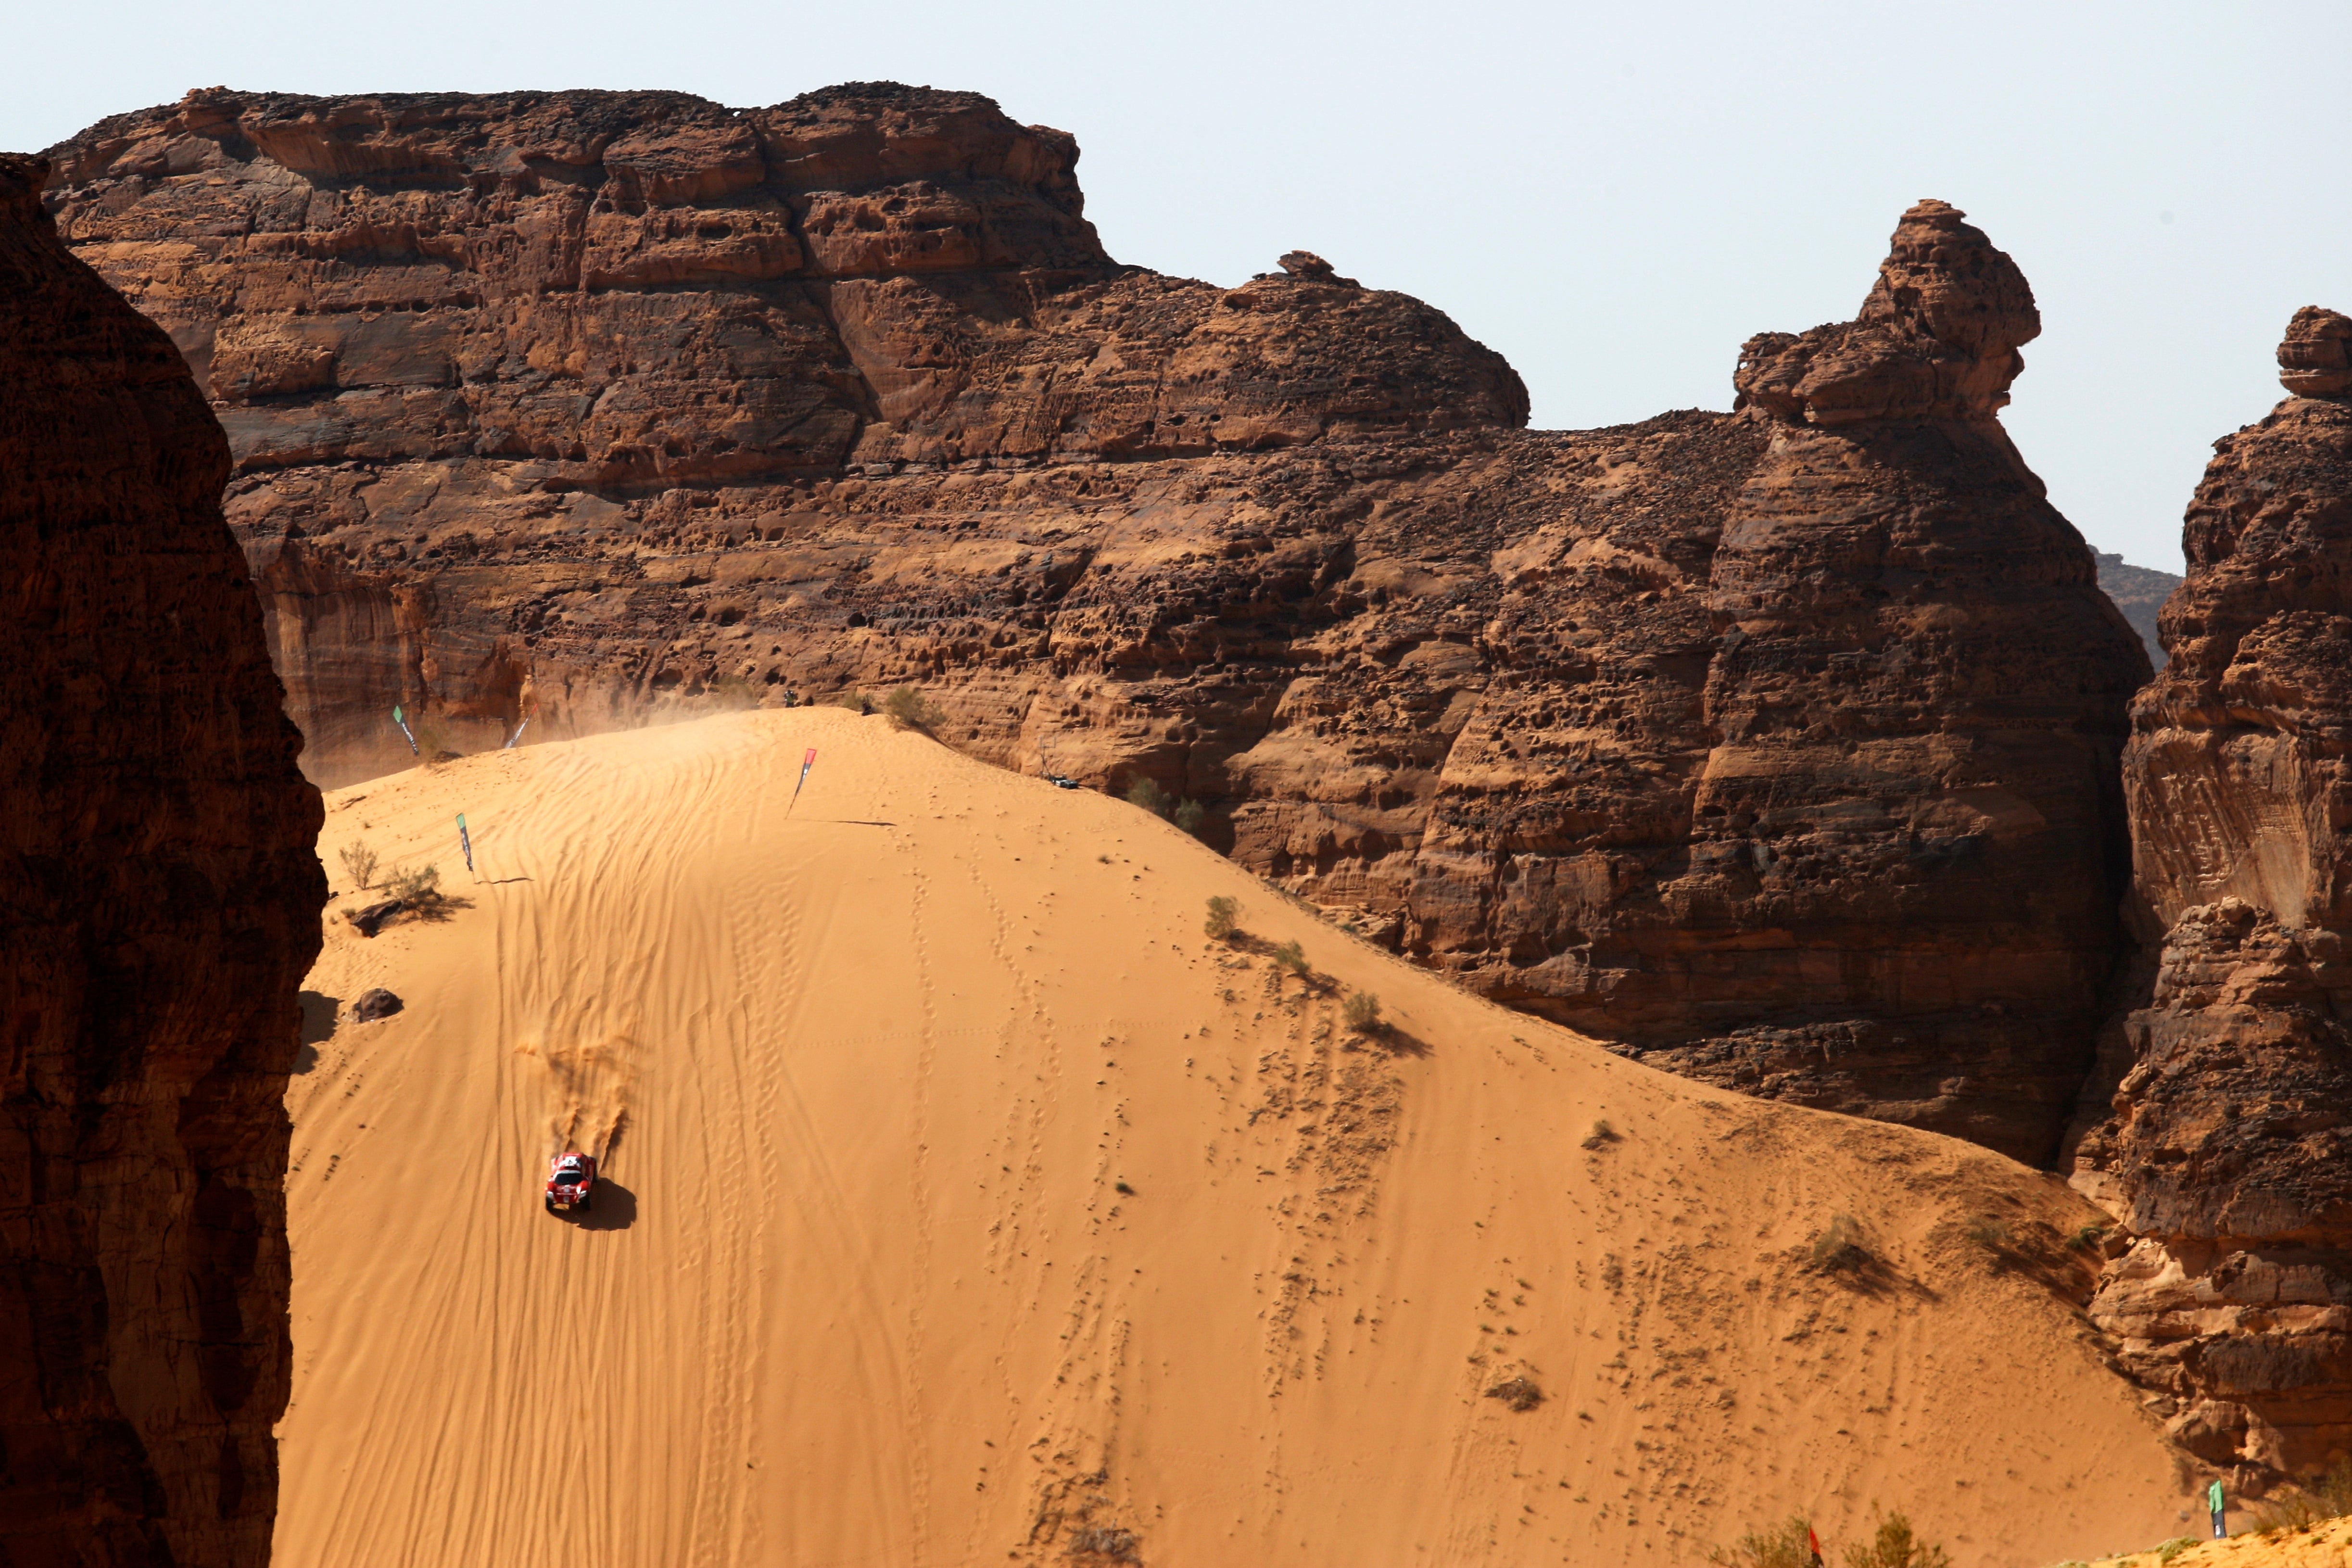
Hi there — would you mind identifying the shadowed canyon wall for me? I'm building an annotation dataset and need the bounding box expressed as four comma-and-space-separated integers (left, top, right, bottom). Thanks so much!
0, 153, 323, 1564
43, 86, 2147, 1163
2074, 305, 2352, 1484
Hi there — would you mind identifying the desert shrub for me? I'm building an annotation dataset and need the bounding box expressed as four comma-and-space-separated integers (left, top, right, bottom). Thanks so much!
835, 689, 872, 714
1709, 1515, 1817, 1568
1582, 1119, 1619, 1150
338, 840, 379, 892
1272, 939, 1309, 977
1172, 797, 1207, 837
1485, 1375, 1542, 1411
1068, 1525, 1141, 1563
1811, 1214, 1871, 1272
2154, 1539, 2196, 1565
2070, 1222, 2109, 1252
384, 863, 442, 904
1204, 896, 1240, 940
1843, 1510, 1949, 1568
1342, 990, 1382, 1032
2252, 1455, 2352, 1532
1963, 1216, 2011, 1251
880, 685, 944, 730
1124, 776, 1175, 817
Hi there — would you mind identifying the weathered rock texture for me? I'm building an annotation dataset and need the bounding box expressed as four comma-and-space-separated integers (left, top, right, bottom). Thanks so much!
2097, 551, 2181, 668
0, 152, 323, 1564
46, 87, 2144, 1161
2075, 306, 2352, 1482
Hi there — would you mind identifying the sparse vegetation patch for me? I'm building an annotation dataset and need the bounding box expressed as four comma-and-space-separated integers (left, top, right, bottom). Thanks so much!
1124, 775, 1212, 839
880, 685, 944, 730
1811, 1214, 1871, 1273
338, 840, 379, 892
1710, 1515, 1819, 1568
1485, 1375, 1542, 1411
1843, 1510, 1949, 1568
2252, 1454, 2352, 1531
1204, 896, 1239, 940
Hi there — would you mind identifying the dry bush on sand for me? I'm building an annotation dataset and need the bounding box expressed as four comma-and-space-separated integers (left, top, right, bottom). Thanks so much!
1124, 777, 1175, 816
2253, 1456, 2352, 1531
1843, 1511, 1950, 1568
1272, 939, 1309, 977
835, 690, 872, 714
880, 685, 944, 730
1811, 1214, 1871, 1273
1204, 896, 1239, 940
384, 863, 442, 905
1125, 777, 1210, 837
339, 840, 379, 892
1485, 1376, 1542, 1411
1710, 1516, 1817, 1568
1342, 991, 1382, 1032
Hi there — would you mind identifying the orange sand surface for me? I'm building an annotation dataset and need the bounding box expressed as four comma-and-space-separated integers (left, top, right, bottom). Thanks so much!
278, 708, 2202, 1566
2086, 1518, 2352, 1568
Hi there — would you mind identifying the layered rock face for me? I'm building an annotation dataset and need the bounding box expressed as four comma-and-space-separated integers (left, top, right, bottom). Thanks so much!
46, 88, 2143, 1160
0, 154, 322, 1564
44, 84, 1525, 783
1512, 201, 2151, 1160
2076, 306, 2352, 1480
2097, 551, 2182, 667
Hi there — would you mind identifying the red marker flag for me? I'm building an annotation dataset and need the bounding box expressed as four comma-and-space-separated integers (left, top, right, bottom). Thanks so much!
788, 748, 817, 814
1808, 1528, 1824, 1568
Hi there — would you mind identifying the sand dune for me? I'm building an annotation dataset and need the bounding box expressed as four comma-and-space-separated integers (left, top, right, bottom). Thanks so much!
2085, 1517, 2352, 1568
281, 709, 2197, 1566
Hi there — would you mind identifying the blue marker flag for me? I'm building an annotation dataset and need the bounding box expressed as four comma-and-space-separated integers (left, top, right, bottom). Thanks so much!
456, 813, 474, 875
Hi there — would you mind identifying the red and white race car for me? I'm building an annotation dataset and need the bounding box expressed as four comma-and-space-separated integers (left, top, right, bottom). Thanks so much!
545, 1151, 596, 1214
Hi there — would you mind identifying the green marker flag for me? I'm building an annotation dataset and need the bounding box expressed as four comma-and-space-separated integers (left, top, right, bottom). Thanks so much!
392, 704, 419, 755
2208, 1478, 2226, 1539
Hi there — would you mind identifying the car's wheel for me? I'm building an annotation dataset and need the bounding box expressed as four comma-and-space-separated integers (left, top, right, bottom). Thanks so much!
579, 1192, 592, 1213
544, 1196, 556, 1213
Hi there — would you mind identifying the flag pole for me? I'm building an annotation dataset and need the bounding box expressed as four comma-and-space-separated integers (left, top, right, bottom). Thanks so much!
788, 748, 817, 816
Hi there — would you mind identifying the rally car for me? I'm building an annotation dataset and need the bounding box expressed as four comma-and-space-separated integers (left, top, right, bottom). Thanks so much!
545, 1151, 595, 1214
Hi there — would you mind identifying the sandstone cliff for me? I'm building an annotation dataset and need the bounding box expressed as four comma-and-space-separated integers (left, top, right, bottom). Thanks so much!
2075, 305, 2352, 1484
45, 86, 2144, 1161
2098, 551, 2181, 667
0, 153, 322, 1564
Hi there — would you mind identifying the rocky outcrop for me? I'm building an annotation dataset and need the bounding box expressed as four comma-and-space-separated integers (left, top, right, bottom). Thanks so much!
2097, 551, 2181, 667
1538, 199, 2149, 1160
2075, 306, 2352, 1483
45, 88, 2144, 1160
0, 153, 322, 1564
43, 84, 1525, 784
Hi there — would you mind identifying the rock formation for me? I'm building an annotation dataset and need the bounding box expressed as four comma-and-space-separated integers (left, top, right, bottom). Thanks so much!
44, 86, 2145, 1161
0, 153, 322, 1564
2075, 306, 2352, 1483
1534, 199, 2150, 1161
2097, 551, 2181, 667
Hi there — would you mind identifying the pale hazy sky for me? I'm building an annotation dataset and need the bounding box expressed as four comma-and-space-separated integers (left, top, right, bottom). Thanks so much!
10, 0, 2347, 571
